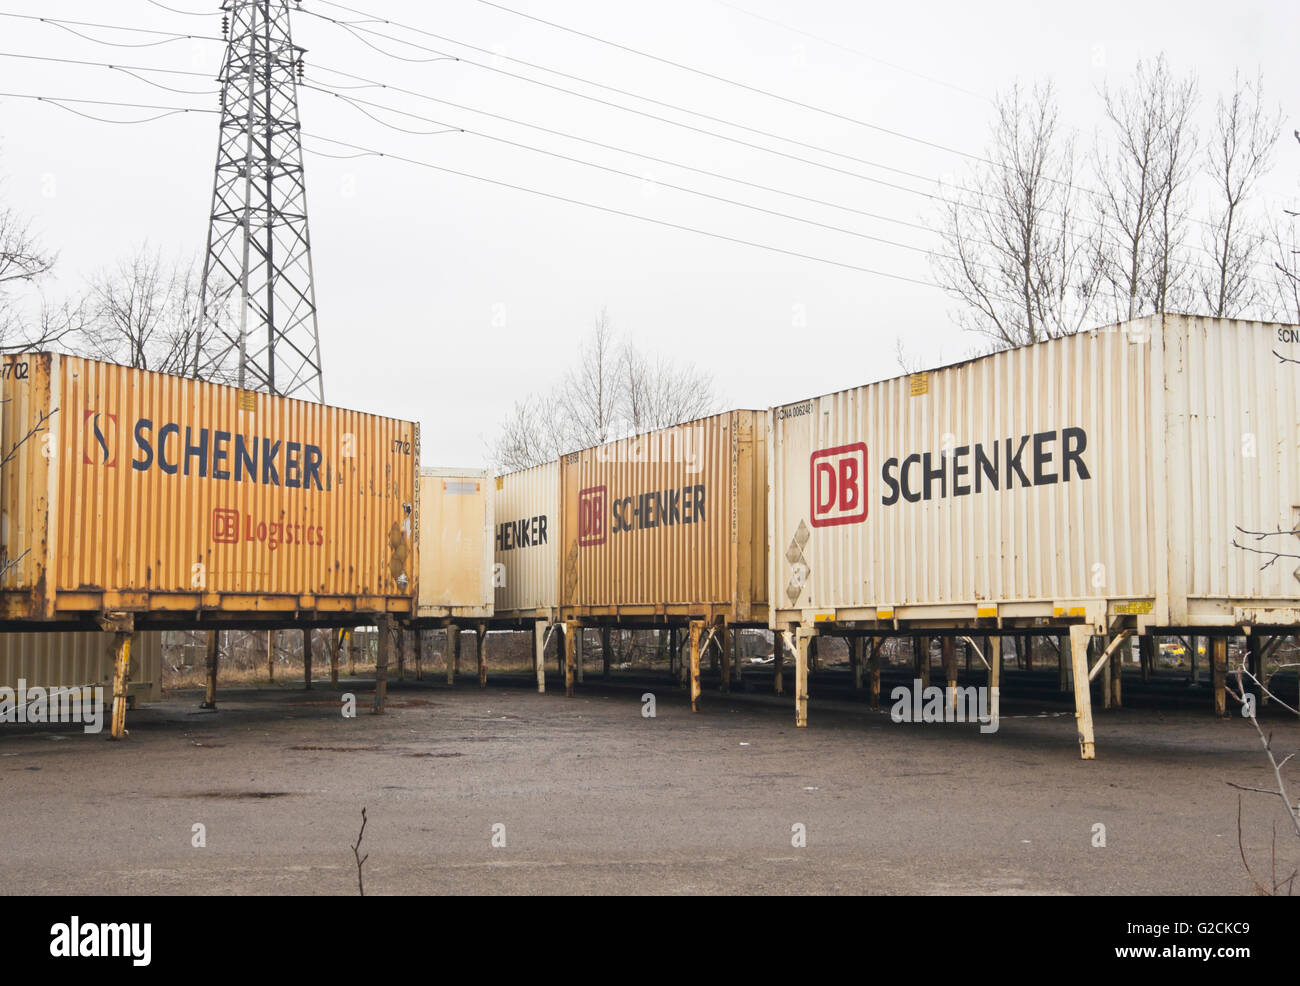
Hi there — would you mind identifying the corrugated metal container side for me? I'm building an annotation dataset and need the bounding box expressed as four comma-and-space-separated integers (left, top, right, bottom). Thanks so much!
0, 631, 162, 704
559, 410, 768, 624
493, 461, 559, 620
416, 467, 493, 620
769, 316, 1300, 630
0, 354, 418, 624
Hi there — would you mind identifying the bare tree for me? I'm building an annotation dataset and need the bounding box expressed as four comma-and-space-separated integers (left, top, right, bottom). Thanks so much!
492, 392, 571, 472
1144, 67, 1199, 315
490, 308, 721, 471
0, 200, 82, 353
1200, 72, 1279, 318
932, 82, 1102, 350
559, 307, 623, 449
82, 246, 205, 374
1094, 55, 1199, 320
621, 340, 715, 433
1269, 132, 1300, 322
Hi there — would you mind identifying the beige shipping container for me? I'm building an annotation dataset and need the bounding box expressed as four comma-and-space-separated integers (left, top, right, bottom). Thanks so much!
0, 353, 418, 625
769, 316, 1300, 632
0, 631, 162, 704
416, 467, 493, 620
493, 461, 559, 621
559, 410, 768, 624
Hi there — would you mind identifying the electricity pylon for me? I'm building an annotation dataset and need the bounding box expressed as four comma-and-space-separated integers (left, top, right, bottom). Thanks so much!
195, 0, 324, 401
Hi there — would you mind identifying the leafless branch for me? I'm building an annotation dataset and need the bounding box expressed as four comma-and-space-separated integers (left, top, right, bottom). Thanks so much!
0, 547, 30, 581
0, 406, 56, 471
351, 806, 369, 897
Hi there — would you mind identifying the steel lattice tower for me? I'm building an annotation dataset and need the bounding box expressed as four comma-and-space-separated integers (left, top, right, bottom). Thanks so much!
195, 0, 324, 401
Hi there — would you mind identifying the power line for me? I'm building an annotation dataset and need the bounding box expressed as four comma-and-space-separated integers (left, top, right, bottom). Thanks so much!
304, 5, 1271, 283
13, 46, 1266, 289
0, 12, 222, 46
300, 7, 945, 194
708, 0, 992, 103
0, 91, 214, 123
328, 0, 992, 166
11, 14, 1279, 291
318, 0, 1257, 267
0, 46, 945, 240
143, 0, 213, 16
299, 131, 940, 288
0, 51, 213, 78
0, 82, 1118, 307
19, 7, 1257, 274
308, 63, 938, 237
0, 51, 220, 96
304, 83, 943, 257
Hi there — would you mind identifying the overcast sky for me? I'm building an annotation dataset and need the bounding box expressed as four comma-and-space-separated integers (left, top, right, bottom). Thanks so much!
1, 0, 1297, 466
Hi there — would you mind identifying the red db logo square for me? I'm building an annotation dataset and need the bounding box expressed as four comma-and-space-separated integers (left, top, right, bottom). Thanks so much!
810, 443, 868, 528
577, 486, 607, 546
212, 507, 240, 544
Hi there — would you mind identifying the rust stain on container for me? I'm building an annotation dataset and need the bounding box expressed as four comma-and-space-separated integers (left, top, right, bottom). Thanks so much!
0, 354, 418, 623
558, 410, 768, 624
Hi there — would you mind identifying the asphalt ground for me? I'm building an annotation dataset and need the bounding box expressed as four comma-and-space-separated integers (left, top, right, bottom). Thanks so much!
3, 668, 1297, 895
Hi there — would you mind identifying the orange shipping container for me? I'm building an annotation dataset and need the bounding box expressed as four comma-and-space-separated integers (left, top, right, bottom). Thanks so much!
558, 410, 768, 624
0, 354, 419, 626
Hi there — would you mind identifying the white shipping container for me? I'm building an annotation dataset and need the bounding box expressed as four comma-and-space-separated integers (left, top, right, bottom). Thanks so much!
416, 467, 494, 620
492, 462, 559, 621
769, 316, 1300, 631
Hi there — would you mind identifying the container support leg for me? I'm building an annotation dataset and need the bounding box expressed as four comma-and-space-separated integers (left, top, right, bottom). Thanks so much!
688, 620, 703, 711
477, 624, 487, 689
575, 626, 584, 684
564, 622, 578, 697
303, 627, 313, 690
851, 637, 864, 692
719, 622, 730, 695
1247, 633, 1264, 707
730, 627, 743, 686
869, 636, 882, 711
109, 631, 132, 740
1109, 635, 1123, 708
794, 628, 811, 727
534, 621, 547, 694
374, 617, 391, 714
446, 624, 458, 686
773, 631, 786, 696
601, 627, 612, 677
988, 636, 1001, 728
200, 629, 219, 710
1212, 636, 1228, 717
1069, 625, 1095, 760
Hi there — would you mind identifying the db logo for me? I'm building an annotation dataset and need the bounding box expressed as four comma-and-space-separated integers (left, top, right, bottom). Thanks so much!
810, 443, 867, 527
578, 485, 607, 546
